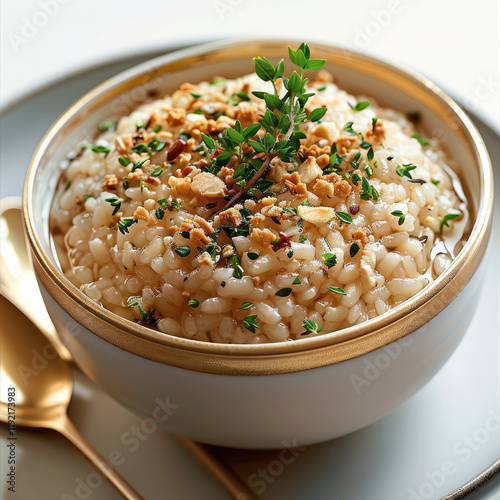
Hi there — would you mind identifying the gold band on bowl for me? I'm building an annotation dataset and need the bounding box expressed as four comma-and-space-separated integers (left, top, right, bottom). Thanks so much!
24, 39, 494, 376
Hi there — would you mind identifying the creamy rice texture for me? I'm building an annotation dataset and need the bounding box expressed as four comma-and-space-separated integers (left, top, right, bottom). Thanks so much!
50, 70, 466, 343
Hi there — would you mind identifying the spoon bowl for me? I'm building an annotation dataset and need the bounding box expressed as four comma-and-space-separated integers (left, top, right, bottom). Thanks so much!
0, 287, 71, 426
0, 285, 145, 499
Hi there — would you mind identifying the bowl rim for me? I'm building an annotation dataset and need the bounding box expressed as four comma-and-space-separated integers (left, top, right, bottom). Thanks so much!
23, 38, 494, 375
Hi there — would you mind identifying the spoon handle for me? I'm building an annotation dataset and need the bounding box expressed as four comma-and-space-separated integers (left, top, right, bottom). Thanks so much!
55, 414, 145, 500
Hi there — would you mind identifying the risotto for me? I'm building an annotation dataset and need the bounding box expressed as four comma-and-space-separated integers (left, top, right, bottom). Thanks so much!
50, 49, 467, 344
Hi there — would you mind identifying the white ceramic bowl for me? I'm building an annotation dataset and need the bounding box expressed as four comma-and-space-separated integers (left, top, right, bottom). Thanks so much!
24, 39, 493, 449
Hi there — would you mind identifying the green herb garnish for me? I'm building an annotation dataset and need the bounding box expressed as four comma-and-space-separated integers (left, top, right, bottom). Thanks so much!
84, 144, 110, 157
188, 299, 199, 308
349, 101, 370, 112
391, 210, 406, 226
328, 286, 346, 295
243, 315, 261, 333
275, 288, 292, 297
322, 253, 337, 269
440, 213, 460, 233
174, 246, 191, 257
300, 319, 324, 336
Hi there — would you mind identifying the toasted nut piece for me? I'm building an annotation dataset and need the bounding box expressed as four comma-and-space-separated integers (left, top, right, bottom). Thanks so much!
168, 175, 191, 195
191, 172, 227, 198
298, 156, 322, 184
197, 252, 214, 268
316, 154, 330, 169
102, 174, 119, 190
251, 228, 276, 247
236, 102, 257, 128
146, 176, 161, 186
133, 206, 150, 222
315, 69, 333, 83
297, 206, 335, 226
334, 180, 351, 199
313, 179, 334, 198
261, 197, 276, 207
313, 122, 339, 144
222, 245, 235, 259
219, 208, 243, 226
193, 216, 213, 235
166, 108, 186, 127
190, 228, 210, 245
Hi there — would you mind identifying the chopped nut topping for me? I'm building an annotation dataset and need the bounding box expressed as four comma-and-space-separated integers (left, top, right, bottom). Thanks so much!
133, 206, 150, 222
146, 176, 161, 186
166, 108, 187, 127
191, 228, 210, 245
219, 208, 243, 226
168, 175, 191, 195
313, 178, 334, 198
102, 174, 119, 190
251, 228, 276, 247
297, 206, 335, 225
191, 172, 227, 198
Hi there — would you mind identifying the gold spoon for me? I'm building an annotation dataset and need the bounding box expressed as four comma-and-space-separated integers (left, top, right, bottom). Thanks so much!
0, 285, 146, 499
0, 200, 259, 500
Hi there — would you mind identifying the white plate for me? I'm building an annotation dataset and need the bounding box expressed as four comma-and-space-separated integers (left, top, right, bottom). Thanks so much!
0, 51, 499, 500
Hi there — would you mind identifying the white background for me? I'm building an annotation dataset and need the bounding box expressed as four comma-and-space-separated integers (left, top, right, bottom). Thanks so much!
1, 0, 499, 129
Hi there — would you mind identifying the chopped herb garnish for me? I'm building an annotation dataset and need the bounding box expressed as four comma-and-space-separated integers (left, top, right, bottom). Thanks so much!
328, 286, 346, 295
174, 245, 191, 257
240, 302, 253, 310
396, 163, 417, 179
190, 92, 202, 99
317, 86, 326, 91
300, 319, 324, 336
132, 158, 148, 172
391, 210, 406, 226
243, 314, 261, 333
335, 211, 353, 224
136, 119, 145, 130
349, 101, 370, 112
153, 125, 161, 133
440, 213, 460, 233
84, 144, 110, 157
350, 243, 360, 258
117, 218, 138, 235
148, 137, 166, 152
64, 181, 71, 191
298, 235, 307, 243
431, 180, 440, 186
150, 167, 164, 177
372, 117, 378, 132
247, 252, 259, 260
275, 288, 292, 297
155, 208, 165, 220
300, 199, 312, 207
118, 157, 132, 167
359, 176, 379, 201
99, 120, 115, 132
322, 253, 337, 269
292, 277, 301, 285
413, 133, 430, 146
83, 194, 93, 201
188, 299, 199, 308
105, 196, 123, 215
180, 231, 190, 239
367, 147, 374, 162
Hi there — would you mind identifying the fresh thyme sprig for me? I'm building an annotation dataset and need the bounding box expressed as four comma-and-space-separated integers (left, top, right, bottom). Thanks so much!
209, 43, 326, 216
